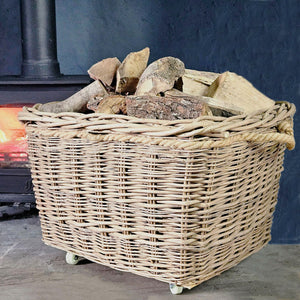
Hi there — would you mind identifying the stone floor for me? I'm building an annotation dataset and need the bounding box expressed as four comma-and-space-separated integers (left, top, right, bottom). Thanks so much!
0, 216, 299, 300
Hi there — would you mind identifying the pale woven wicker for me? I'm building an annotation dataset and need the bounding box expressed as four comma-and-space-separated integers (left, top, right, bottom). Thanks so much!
19, 101, 295, 289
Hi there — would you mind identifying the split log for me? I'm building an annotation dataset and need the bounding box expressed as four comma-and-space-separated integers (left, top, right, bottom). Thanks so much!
126, 95, 209, 120
184, 69, 219, 85
88, 57, 121, 87
199, 96, 244, 117
182, 69, 219, 97
182, 76, 209, 97
206, 71, 275, 114
38, 80, 108, 113
135, 57, 185, 96
165, 89, 242, 117
116, 47, 150, 94
88, 95, 127, 114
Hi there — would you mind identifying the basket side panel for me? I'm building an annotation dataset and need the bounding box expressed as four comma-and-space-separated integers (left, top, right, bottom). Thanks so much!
26, 131, 285, 288
27, 133, 197, 282
178, 141, 285, 287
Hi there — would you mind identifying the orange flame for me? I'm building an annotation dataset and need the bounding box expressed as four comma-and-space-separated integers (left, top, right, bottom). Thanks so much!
0, 106, 28, 155
0, 129, 7, 143
0, 107, 25, 143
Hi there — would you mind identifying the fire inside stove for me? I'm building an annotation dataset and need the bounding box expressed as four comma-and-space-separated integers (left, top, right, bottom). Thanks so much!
0, 104, 31, 168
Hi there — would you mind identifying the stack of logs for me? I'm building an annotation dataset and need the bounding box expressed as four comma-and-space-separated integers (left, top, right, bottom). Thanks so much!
37, 47, 275, 120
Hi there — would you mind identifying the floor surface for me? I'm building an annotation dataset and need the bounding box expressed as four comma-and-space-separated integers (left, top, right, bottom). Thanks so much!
0, 216, 299, 300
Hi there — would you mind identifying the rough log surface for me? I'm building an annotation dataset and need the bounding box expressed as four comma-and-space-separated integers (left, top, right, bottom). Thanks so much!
89, 95, 127, 114
126, 95, 208, 120
165, 89, 240, 117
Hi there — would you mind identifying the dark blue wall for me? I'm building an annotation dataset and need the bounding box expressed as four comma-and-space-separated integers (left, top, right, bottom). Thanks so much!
0, 0, 299, 243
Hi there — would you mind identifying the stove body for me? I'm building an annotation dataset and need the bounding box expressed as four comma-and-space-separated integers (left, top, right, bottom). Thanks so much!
0, 0, 90, 215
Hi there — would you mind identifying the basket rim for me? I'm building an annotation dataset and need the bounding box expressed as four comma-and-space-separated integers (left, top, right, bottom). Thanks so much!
19, 101, 296, 150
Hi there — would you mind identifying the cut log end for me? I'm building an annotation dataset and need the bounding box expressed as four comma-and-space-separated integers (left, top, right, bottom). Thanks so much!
206, 71, 275, 114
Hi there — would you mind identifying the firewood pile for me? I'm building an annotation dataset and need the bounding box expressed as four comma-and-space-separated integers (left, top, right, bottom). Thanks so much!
37, 47, 275, 119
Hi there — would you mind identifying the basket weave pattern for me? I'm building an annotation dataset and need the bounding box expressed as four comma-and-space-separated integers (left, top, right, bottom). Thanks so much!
20, 102, 295, 288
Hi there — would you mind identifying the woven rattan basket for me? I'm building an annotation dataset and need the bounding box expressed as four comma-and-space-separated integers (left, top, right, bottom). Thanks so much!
19, 101, 295, 292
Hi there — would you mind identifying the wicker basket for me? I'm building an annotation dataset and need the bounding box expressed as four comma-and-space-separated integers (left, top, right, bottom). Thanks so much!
19, 101, 295, 290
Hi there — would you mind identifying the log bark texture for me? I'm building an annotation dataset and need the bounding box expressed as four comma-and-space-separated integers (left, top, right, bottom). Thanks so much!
165, 89, 241, 117
126, 95, 208, 120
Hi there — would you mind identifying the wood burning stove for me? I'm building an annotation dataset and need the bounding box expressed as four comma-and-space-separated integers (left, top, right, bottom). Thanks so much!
0, 0, 90, 214
0, 103, 34, 217
0, 103, 30, 169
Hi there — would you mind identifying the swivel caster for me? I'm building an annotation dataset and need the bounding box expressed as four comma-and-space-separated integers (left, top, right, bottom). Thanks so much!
169, 283, 183, 295
65, 252, 82, 265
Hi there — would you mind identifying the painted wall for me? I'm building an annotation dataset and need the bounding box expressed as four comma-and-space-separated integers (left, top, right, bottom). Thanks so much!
0, 0, 299, 243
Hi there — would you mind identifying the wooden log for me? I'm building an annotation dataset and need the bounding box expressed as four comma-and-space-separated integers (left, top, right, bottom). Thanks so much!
126, 95, 208, 120
135, 57, 185, 96
206, 71, 275, 114
182, 76, 209, 97
38, 80, 108, 113
87, 57, 121, 87
88, 95, 127, 114
184, 69, 219, 85
182, 69, 219, 97
165, 89, 242, 117
200, 96, 244, 117
116, 47, 150, 94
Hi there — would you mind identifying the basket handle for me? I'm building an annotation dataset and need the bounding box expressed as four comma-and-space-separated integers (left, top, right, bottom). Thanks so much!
234, 128, 295, 150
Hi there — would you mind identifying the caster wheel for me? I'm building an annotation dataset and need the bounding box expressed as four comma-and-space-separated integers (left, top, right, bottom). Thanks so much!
66, 252, 80, 265
169, 283, 183, 295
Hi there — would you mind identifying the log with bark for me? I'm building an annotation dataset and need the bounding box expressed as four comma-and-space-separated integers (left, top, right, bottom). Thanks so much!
165, 89, 243, 117
116, 47, 150, 94
88, 94, 127, 114
37, 80, 108, 113
126, 94, 209, 120
135, 57, 185, 96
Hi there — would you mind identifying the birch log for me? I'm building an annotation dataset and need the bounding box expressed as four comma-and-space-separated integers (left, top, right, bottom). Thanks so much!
38, 80, 108, 113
